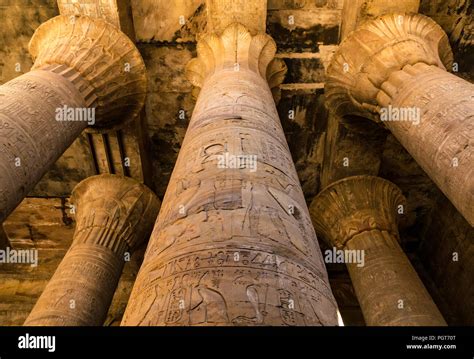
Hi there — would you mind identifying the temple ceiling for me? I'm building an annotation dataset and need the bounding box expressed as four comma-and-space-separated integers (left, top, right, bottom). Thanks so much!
0, 0, 472, 325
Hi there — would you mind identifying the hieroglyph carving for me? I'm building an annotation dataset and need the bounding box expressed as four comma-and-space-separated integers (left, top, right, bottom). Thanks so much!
326, 13, 473, 226
310, 176, 447, 326
122, 23, 338, 326
24, 175, 160, 326
0, 15, 146, 223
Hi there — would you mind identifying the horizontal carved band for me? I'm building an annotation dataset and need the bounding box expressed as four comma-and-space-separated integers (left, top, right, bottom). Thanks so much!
40, 63, 98, 108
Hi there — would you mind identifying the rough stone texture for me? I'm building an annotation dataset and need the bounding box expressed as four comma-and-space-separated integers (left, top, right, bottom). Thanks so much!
418, 193, 474, 326
131, 0, 205, 42
140, 43, 197, 196
0, 65, 89, 223
420, 0, 474, 80
320, 114, 387, 188
340, 0, 420, 39
122, 23, 338, 326
57, 0, 121, 27
326, 13, 474, 225
3, 198, 75, 248
0, 0, 58, 84
30, 14, 147, 129
206, 0, 267, 34
24, 175, 160, 326
0, 0, 473, 326
0, 197, 147, 326
378, 134, 441, 236
0, 13, 147, 224
310, 176, 447, 326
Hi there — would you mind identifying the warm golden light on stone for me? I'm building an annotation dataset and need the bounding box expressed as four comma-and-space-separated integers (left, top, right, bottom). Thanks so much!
0, 0, 471, 330
24, 174, 159, 326
121, 22, 338, 326
326, 13, 473, 226
0, 15, 146, 224
310, 176, 447, 326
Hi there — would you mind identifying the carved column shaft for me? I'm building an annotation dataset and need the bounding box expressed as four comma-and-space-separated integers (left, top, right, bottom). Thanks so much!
122, 23, 338, 326
24, 241, 124, 326
0, 15, 146, 223
377, 63, 474, 224
326, 13, 474, 225
24, 174, 160, 326
346, 230, 446, 326
310, 176, 446, 326
0, 66, 91, 223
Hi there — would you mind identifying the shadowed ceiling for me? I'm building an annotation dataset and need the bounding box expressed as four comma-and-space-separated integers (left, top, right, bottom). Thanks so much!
0, 0, 472, 326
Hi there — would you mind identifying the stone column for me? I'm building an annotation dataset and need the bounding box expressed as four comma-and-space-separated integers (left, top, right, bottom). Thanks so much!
121, 23, 338, 326
326, 13, 474, 226
310, 175, 446, 326
0, 15, 146, 223
24, 174, 160, 326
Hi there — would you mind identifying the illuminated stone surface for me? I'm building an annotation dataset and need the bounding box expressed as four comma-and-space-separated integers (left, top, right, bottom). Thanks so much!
0, 1, 471, 327
310, 176, 447, 326
122, 23, 338, 326
326, 13, 474, 225
24, 174, 159, 326
0, 15, 146, 223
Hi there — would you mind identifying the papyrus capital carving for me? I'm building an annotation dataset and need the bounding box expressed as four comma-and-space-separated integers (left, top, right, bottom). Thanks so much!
310, 175, 406, 249
71, 174, 160, 253
122, 17, 336, 326
29, 15, 147, 129
326, 13, 453, 118
185, 23, 287, 92
310, 175, 445, 326
24, 175, 160, 326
